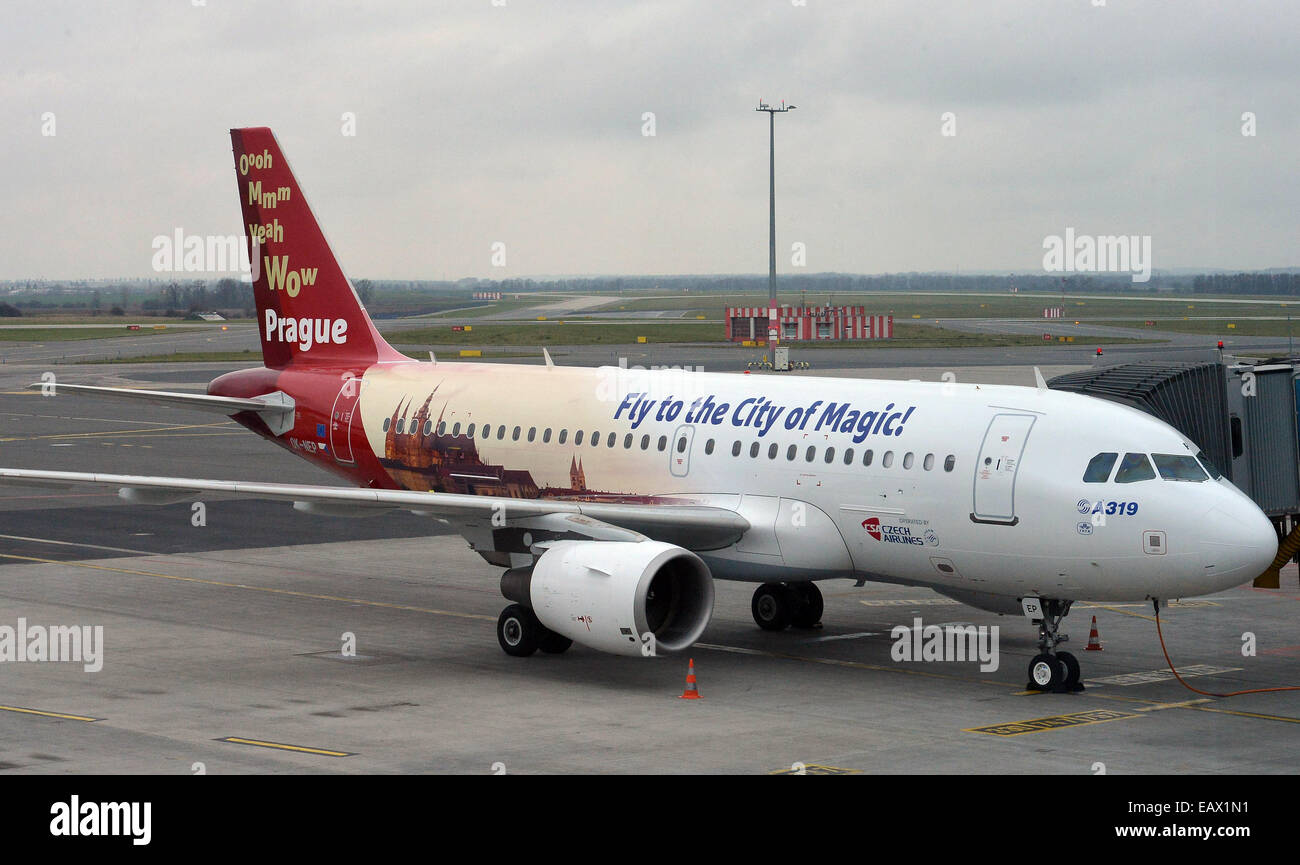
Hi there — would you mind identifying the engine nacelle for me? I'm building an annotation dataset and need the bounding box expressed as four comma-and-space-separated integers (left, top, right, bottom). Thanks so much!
511, 540, 714, 657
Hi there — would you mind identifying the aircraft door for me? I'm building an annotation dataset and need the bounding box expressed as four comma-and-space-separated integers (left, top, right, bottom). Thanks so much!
971, 413, 1035, 525
329, 374, 364, 464
669, 424, 695, 477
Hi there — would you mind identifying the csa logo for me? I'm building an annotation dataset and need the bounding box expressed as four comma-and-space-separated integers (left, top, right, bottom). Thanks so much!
1076, 499, 1092, 515
862, 517, 882, 541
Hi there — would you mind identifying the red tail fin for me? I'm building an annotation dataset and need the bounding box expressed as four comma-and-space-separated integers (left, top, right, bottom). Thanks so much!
231, 127, 403, 369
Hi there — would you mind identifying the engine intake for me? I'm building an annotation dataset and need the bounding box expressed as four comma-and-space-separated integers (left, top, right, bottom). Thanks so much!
504, 540, 714, 656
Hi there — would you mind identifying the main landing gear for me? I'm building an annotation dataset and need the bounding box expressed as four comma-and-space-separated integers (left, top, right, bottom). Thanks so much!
1026, 599, 1083, 693
496, 604, 573, 657
751, 582, 823, 631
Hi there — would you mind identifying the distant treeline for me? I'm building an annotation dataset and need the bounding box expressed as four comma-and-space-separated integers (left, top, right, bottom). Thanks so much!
1191, 272, 1300, 296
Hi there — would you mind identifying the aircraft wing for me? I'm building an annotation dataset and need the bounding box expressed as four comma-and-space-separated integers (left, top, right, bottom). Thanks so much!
0, 468, 749, 552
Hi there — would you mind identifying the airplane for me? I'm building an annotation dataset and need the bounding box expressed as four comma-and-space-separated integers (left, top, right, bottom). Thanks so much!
0, 128, 1277, 691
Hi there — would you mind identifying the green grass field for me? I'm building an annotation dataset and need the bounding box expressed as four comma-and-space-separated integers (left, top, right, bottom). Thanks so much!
0, 326, 203, 342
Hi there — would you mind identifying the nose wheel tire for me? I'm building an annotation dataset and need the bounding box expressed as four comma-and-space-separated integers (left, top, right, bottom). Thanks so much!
497, 604, 542, 657
1028, 653, 1063, 691
752, 583, 795, 631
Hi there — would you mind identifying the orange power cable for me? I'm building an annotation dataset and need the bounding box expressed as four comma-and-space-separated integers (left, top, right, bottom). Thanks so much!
1154, 601, 1300, 697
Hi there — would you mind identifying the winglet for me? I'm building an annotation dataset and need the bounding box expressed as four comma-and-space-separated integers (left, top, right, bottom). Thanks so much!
543, 347, 555, 368
1033, 366, 1047, 391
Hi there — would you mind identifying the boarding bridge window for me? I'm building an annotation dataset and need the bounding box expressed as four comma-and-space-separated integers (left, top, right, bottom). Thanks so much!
1083, 452, 1118, 483
1197, 451, 1222, 480
1152, 453, 1208, 482
657, 435, 667, 452
1114, 452, 1156, 483
705, 439, 715, 455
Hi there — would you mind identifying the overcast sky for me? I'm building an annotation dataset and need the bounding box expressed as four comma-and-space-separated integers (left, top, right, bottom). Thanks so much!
4, 0, 1296, 281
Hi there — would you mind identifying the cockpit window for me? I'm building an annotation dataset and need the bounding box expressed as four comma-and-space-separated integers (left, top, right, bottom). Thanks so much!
1114, 452, 1156, 483
1196, 450, 1223, 480
1083, 452, 1118, 483
1152, 453, 1208, 482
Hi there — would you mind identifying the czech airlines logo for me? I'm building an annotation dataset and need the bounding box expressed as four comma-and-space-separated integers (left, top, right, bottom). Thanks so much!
862, 518, 927, 545
862, 518, 883, 541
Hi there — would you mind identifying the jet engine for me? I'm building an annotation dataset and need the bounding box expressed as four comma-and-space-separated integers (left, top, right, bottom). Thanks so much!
501, 540, 714, 656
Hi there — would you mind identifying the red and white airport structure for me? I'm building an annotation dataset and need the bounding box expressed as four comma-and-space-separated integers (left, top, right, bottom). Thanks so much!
726, 305, 893, 342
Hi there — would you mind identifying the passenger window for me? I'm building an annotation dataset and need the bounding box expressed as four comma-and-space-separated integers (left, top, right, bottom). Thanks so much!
677, 436, 688, 453
1152, 453, 1208, 482
623, 433, 632, 449
497, 426, 506, 441
657, 435, 667, 452
640, 435, 650, 450
903, 452, 914, 470
805, 446, 816, 462
437, 421, 445, 436
452, 422, 461, 436
427, 421, 436, 436
607, 433, 616, 448
591, 431, 599, 447
944, 454, 955, 472
731, 441, 742, 457
768, 443, 778, 459
786, 444, 797, 461
750, 441, 760, 458
824, 447, 836, 464
1114, 452, 1156, 483
882, 451, 894, 468
844, 448, 854, 465
524, 427, 534, 442
511, 426, 521, 441
1083, 452, 1118, 483
863, 449, 873, 467
542, 428, 551, 443
923, 453, 934, 471
468, 423, 476, 439
558, 429, 568, 444
382, 417, 391, 432
705, 439, 715, 455
575, 430, 584, 445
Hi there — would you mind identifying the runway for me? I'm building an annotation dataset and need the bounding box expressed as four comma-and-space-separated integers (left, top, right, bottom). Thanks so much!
1, 360, 1298, 774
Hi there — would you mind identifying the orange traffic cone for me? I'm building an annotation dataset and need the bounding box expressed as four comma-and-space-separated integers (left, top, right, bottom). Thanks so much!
1085, 615, 1103, 651
678, 658, 702, 699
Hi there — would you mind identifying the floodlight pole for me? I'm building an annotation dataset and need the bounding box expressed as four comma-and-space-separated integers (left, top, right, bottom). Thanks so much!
757, 100, 795, 344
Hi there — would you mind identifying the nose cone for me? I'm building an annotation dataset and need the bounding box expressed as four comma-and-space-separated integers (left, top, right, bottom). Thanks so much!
1201, 502, 1278, 590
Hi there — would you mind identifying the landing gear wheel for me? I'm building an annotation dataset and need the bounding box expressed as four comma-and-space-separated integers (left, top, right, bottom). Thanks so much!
752, 583, 795, 631
538, 629, 573, 655
497, 604, 541, 657
1057, 651, 1081, 691
789, 583, 824, 629
1028, 653, 1063, 691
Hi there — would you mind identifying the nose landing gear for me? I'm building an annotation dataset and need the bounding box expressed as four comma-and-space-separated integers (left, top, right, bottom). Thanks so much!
1025, 598, 1084, 693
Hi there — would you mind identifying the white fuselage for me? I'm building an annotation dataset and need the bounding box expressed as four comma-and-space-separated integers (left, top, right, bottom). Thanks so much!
350, 361, 1276, 604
